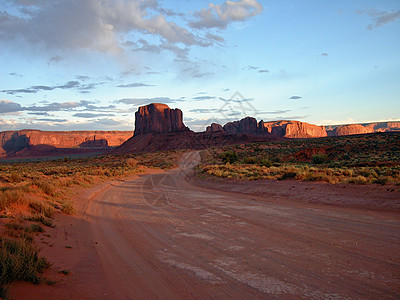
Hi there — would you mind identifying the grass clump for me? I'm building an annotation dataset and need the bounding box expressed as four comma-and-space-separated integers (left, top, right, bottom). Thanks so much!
0, 237, 50, 293
60, 201, 76, 215
0, 189, 26, 210
29, 201, 55, 218
25, 214, 54, 227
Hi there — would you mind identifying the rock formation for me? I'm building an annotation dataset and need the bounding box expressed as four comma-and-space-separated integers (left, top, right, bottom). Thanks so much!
332, 124, 374, 136
134, 103, 189, 136
326, 122, 400, 136
0, 130, 132, 158
115, 104, 281, 154
263, 121, 327, 138
223, 117, 259, 135
206, 123, 224, 133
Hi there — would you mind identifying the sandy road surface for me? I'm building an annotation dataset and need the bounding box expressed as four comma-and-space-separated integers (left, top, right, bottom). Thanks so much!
11, 151, 400, 299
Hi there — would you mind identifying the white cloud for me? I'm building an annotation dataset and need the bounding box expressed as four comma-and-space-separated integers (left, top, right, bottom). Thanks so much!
0, 0, 207, 54
190, 0, 263, 29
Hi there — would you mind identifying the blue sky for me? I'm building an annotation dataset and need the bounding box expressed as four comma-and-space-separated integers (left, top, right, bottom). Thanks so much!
1, 0, 399, 132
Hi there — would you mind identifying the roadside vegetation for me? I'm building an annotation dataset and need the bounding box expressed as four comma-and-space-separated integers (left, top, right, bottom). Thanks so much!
0, 150, 181, 296
199, 132, 400, 185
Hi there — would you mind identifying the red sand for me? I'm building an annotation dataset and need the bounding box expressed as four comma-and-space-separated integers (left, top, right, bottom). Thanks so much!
9, 152, 400, 299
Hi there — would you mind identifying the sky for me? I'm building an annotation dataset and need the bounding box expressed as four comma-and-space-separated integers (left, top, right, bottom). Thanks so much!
0, 0, 399, 132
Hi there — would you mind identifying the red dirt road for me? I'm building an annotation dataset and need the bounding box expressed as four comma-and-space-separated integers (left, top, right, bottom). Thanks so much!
10, 152, 400, 299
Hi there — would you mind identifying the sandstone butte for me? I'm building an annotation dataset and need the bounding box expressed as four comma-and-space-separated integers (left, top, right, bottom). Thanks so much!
134, 103, 189, 135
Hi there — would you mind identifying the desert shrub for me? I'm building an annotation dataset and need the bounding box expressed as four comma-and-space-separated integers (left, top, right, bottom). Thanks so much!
29, 201, 55, 218
33, 181, 56, 197
312, 154, 328, 164
243, 156, 258, 164
61, 201, 76, 215
347, 176, 368, 185
0, 237, 50, 293
0, 189, 26, 210
372, 177, 388, 185
28, 224, 43, 233
126, 158, 137, 167
5, 223, 24, 231
279, 171, 297, 181
25, 214, 53, 227
259, 158, 272, 167
220, 150, 239, 164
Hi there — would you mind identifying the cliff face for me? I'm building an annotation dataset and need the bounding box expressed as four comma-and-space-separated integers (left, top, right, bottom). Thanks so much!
332, 124, 374, 136
326, 122, 400, 136
263, 121, 327, 138
0, 130, 132, 157
134, 103, 189, 136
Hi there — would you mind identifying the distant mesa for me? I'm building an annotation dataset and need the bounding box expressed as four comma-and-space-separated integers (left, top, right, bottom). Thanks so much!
0, 130, 132, 158
263, 120, 327, 138
1, 102, 400, 158
332, 124, 374, 136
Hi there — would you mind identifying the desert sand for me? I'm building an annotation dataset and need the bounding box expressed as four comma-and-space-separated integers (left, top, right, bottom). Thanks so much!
9, 152, 400, 299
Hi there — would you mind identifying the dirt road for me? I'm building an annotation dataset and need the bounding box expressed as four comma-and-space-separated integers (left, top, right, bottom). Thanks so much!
11, 152, 400, 299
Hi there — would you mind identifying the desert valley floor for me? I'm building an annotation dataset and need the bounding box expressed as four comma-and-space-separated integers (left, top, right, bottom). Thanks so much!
9, 152, 400, 299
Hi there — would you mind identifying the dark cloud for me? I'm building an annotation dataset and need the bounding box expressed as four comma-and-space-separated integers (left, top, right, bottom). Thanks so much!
0, 100, 23, 113
205, 33, 224, 43
321, 53, 328, 56
115, 97, 183, 106
192, 96, 216, 101
245, 65, 259, 70
36, 118, 67, 123
27, 112, 51, 116
27, 100, 86, 112
357, 9, 400, 30
1, 79, 106, 95
189, 108, 222, 113
259, 110, 291, 115
258, 69, 269, 73
289, 96, 302, 100
8, 72, 23, 77
219, 96, 254, 103
116, 83, 154, 88
75, 75, 90, 81
265, 115, 309, 121
48, 55, 64, 64
0, 99, 116, 116
73, 113, 115, 118
1, 80, 79, 95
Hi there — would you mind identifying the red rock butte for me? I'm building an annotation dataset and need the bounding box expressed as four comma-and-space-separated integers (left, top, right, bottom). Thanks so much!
134, 103, 189, 136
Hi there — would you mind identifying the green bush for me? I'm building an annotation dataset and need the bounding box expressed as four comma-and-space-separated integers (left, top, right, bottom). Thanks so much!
312, 154, 328, 164
279, 172, 297, 181
259, 158, 272, 167
220, 150, 239, 164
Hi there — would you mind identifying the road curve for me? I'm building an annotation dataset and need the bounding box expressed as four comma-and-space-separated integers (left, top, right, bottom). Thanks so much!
84, 151, 400, 299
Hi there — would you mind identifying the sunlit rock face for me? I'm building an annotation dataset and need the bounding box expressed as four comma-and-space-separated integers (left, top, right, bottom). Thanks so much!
134, 103, 189, 136
332, 124, 374, 136
263, 120, 328, 138
0, 130, 132, 157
